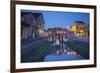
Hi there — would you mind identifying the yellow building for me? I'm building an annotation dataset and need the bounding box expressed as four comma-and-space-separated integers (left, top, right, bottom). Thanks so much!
70, 21, 89, 38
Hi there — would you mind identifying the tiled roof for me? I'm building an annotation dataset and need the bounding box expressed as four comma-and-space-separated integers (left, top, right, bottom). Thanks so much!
75, 21, 85, 24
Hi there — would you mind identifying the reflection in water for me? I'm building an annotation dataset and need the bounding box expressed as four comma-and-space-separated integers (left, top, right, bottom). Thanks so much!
44, 35, 86, 61
67, 51, 77, 55
52, 39, 78, 56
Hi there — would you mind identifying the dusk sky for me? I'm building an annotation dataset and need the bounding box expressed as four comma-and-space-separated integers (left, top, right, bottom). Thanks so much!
21, 10, 90, 30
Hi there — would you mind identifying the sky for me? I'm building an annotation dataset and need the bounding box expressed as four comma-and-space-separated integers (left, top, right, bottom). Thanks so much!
21, 10, 90, 30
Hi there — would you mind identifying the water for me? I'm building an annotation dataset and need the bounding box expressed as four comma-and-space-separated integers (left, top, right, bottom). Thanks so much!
44, 40, 86, 62
44, 54, 85, 62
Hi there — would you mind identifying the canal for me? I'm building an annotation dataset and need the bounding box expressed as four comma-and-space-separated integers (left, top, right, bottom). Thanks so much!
44, 40, 86, 62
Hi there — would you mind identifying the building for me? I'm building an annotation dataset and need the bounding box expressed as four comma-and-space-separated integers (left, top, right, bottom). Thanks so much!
70, 21, 89, 38
47, 27, 74, 42
66, 31, 74, 40
21, 12, 45, 39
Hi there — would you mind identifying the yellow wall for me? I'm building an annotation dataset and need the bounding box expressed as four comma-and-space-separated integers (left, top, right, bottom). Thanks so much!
70, 24, 88, 38
70, 25, 76, 32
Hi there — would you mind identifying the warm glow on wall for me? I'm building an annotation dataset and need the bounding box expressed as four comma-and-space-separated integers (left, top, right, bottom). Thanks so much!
80, 30, 83, 33
70, 25, 76, 32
